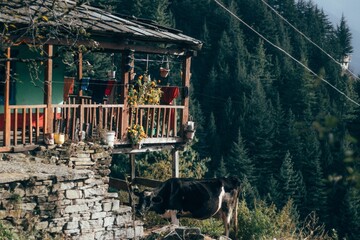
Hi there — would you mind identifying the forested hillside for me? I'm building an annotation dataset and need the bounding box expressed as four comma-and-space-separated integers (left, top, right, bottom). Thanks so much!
94, 0, 360, 238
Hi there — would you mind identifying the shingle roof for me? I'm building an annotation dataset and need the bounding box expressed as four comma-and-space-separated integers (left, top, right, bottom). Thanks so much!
0, 0, 202, 51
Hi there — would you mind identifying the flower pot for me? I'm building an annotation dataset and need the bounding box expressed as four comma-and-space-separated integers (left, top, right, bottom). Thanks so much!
54, 133, 65, 145
105, 131, 116, 147
107, 70, 116, 79
185, 130, 195, 140
160, 67, 170, 78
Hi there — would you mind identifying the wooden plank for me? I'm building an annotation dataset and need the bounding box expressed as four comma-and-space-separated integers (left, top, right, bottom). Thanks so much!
13, 109, 18, 146
110, 107, 114, 131
130, 154, 135, 181
35, 108, 40, 143
120, 51, 132, 139
29, 108, 33, 144
156, 108, 161, 137
0, 146, 12, 153
43, 108, 48, 140
4, 48, 11, 146
99, 106, 103, 129
181, 55, 191, 136
145, 107, 150, 135
162, 108, 167, 137
79, 104, 84, 134
77, 51, 83, 83
44, 44, 53, 134
104, 107, 108, 130
150, 108, 155, 138
167, 107, 172, 137
22, 108, 26, 144
172, 150, 179, 178
109, 178, 129, 191
132, 177, 163, 188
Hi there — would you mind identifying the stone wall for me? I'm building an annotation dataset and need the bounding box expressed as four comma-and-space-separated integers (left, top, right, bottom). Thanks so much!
0, 142, 143, 239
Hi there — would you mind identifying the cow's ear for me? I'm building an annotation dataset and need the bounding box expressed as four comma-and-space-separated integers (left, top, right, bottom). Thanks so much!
151, 196, 163, 204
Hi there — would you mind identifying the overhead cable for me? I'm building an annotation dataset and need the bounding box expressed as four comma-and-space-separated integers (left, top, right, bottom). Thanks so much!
260, 0, 360, 80
213, 0, 360, 107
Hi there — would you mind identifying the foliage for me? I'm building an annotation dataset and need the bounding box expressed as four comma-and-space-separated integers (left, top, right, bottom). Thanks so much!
0, 221, 18, 240
237, 199, 336, 240
127, 124, 147, 145
127, 74, 163, 107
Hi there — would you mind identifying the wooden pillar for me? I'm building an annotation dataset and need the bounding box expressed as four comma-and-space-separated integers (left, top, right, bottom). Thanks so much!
172, 149, 179, 178
4, 48, 11, 146
44, 44, 53, 134
77, 51, 83, 97
181, 54, 191, 135
130, 153, 136, 181
120, 50, 134, 139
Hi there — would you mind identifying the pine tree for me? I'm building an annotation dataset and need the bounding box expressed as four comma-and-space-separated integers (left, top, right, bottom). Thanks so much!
226, 129, 256, 185
336, 14, 353, 59
279, 151, 307, 212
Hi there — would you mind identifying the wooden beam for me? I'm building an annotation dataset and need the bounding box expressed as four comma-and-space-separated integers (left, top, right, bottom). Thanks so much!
120, 50, 133, 139
130, 154, 135, 181
44, 45, 53, 134
181, 55, 191, 136
3, 48, 11, 147
172, 149, 179, 178
77, 51, 83, 96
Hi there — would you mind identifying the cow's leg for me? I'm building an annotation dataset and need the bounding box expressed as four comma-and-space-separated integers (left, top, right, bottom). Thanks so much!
220, 211, 230, 237
170, 210, 179, 225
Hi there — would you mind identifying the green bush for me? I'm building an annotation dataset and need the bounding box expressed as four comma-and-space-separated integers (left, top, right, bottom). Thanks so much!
237, 199, 337, 240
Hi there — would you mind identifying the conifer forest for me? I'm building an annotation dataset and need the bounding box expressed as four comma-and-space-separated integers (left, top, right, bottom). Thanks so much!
91, 0, 360, 239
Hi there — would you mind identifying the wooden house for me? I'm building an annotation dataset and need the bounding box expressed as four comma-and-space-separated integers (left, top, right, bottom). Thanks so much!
0, 0, 202, 173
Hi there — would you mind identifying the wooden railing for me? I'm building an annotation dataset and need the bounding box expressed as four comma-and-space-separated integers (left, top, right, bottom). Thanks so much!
1, 105, 47, 146
130, 105, 184, 139
1, 102, 185, 147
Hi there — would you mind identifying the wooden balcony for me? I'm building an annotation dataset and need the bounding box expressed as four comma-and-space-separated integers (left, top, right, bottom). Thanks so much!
0, 98, 187, 152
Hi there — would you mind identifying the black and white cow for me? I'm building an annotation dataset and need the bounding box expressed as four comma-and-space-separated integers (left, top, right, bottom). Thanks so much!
134, 177, 241, 238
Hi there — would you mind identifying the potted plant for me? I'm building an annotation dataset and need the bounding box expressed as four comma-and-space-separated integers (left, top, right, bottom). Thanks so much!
127, 124, 147, 148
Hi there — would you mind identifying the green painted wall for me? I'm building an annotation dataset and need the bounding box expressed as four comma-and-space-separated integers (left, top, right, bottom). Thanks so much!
1, 46, 65, 113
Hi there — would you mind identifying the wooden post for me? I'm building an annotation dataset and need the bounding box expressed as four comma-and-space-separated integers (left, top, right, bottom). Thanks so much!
181, 54, 191, 136
120, 50, 134, 139
44, 44, 53, 134
4, 48, 11, 146
77, 51, 83, 97
130, 154, 136, 181
172, 149, 179, 178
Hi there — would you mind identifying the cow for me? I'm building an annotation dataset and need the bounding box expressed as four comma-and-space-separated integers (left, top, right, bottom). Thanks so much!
134, 177, 241, 238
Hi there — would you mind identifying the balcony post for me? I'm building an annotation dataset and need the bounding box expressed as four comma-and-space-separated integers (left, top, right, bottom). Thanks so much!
77, 51, 83, 98
181, 54, 191, 136
4, 48, 11, 146
172, 149, 179, 178
120, 50, 134, 139
44, 44, 53, 134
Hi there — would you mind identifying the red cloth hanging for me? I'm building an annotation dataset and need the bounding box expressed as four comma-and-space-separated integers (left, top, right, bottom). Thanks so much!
161, 86, 180, 104
105, 80, 116, 96
161, 86, 180, 132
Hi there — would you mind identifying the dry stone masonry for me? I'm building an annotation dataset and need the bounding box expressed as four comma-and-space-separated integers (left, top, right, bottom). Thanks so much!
0, 142, 143, 239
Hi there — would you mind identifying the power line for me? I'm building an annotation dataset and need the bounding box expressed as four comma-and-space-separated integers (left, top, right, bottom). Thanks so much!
260, 0, 360, 81
213, 0, 360, 107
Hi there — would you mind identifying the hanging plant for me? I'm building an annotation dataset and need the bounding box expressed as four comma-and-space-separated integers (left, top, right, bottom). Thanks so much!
159, 56, 170, 78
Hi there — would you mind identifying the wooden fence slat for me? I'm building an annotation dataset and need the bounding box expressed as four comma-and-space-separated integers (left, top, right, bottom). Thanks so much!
13, 109, 17, 146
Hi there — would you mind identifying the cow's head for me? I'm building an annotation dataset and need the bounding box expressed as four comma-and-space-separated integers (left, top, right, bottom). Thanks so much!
133, 189, 163, 217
